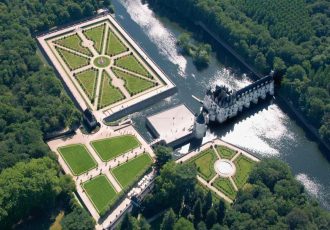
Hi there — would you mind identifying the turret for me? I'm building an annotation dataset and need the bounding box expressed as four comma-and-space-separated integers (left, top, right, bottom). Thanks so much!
194, 111, 207, 139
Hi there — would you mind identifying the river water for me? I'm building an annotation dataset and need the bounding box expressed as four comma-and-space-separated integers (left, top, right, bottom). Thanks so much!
111, 0, 330, 209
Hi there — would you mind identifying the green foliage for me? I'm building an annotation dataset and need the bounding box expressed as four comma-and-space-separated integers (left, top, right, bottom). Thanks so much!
91, 135, 140, 161
173, 217, 194, 230
213, 178, 237, 200
98, 70, 125, 109
177, 33, 212, 69
106, 31, 128, 56
216, 145, 236, 159
61, 206, 95, 230
83, 24, 106, 54
0, 157, 62, 228
83, 175, 118, 214
148, 0, 330, 146
112, 68, 156, 96
115, 54, 152, 78
54, 34, 92, 56
58, 144, 97, 176
154, 145, 173, 168
161, 209, 176, 230
189, 148, 217, 181
75, 68, 98, 100
111, 153, 153, 188
141, 158, 330, 229
233, 155, 256, 188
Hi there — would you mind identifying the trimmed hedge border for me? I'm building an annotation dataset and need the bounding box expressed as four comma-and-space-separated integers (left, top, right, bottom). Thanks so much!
187, 147, 218, 182
55, 46, 90, 71
97, 70, 126, 110
82, 23, 106, 54
54, 33, 92, 56
111, 67, 156, 96
74, 67, 98, 102
114, 53, 153, 79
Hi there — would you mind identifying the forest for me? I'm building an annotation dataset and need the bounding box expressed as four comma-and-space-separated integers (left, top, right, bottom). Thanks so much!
117, 147, 330, 229
0, 0, 111, 228
147, 0, 330, 145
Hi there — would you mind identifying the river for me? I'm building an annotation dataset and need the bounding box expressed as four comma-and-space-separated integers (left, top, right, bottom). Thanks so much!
111, 0, 330, 209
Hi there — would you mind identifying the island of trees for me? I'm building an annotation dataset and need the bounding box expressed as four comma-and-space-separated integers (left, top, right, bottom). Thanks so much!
147, 0, 330, 149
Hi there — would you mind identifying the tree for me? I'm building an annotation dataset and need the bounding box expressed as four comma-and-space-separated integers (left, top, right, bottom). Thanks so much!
286, 208, 309, 229
61, 207, 95, 230
203, 191, 212, 216
0, 157, 61, 228
193, 198, 203, 223
154, 145, 173, 168
197, 221, 207, 230
120, 213, 139, 230
161, 209, 176, 230
173, 217, 194, 230
216, 199, 226, 224
139, 216, 151, 230
206, 208, 217, 229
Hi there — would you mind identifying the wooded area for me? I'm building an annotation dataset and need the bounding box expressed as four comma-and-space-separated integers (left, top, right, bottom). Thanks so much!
119, 151, 330, 229
0, 0, 111, 228
147, 0, 330, 145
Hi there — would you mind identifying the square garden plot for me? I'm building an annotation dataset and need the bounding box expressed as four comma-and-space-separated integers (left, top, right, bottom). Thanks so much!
91, 135, 140, 161
233, 155, 256, 188
58, 144, 97, 176
111, 153, 153, 189
38, 15, 174, 113
83, 175, 118, 214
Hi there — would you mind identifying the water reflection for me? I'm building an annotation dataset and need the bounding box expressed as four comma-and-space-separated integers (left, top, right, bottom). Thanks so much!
113, 0, 330, 209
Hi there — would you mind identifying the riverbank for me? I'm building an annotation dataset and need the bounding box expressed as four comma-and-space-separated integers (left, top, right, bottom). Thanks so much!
145, 1, 330, 159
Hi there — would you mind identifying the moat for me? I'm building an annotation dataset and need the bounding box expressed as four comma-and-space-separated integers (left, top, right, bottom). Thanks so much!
112, 0, 330, 210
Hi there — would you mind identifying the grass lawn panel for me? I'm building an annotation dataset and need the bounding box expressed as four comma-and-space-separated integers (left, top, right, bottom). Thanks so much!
83, 24, 105, 54
112, 68, 155, 95
216, 145, 237, 159
83, 175, 117, 213
190, 148, 218, 181
75, 68, 98, 100
91, 135, 140, 161
111, 153, 152, 188
233, 155, 256, 188
58, 144, 97, 175
99, 71, 125, 108
55, 34, 92, 56
115, 55, 151, 78
106, 31, 127, 56
213, 178, 237, 200
56, 47, 89, 70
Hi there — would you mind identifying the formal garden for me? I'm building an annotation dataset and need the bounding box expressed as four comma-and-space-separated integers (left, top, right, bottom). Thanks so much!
83, 175, 118, 214
188, 145, 257, 201
111, 153, 153, 189
91, 134, 141, 161
58, 144, 97, 176
50, 21, 161, 110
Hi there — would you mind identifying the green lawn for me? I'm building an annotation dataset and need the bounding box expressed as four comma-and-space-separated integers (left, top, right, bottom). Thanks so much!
216, 145, 237, 160
233, 155, 256, 188
98, 71, 125, 108
83, 24, 105, 54
213, 178, 237, 200
106, 31, 127, 56
58, 144, 97, 176
111, 153, 152, 188
112, 68, 155, 96
75, 68, 98, 100
115, 55, 151, 78
190, 148, 218, 181
56, 47, 89, 70
83, 175, 117, 213
91, 135, 140, 161
55, 34, 92, 56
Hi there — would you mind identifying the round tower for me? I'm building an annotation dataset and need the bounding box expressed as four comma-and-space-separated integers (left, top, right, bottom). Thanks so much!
194, 111, 207, 139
